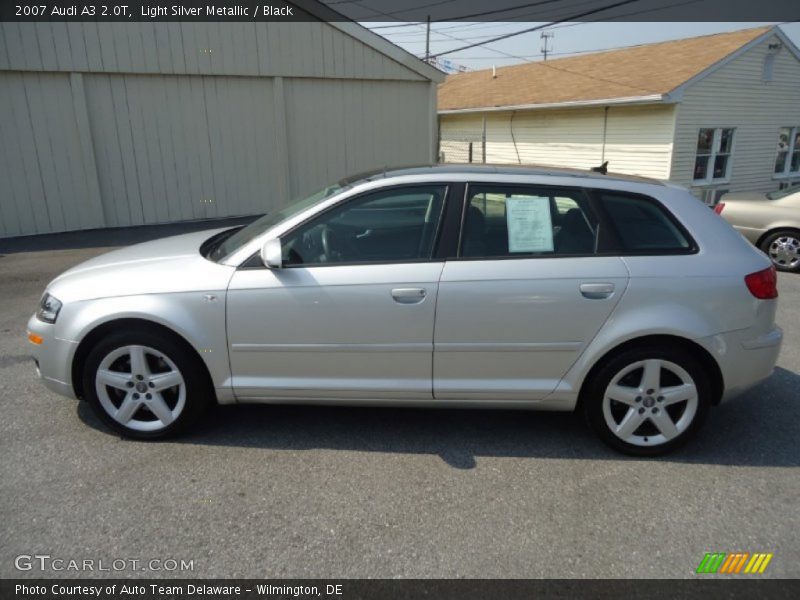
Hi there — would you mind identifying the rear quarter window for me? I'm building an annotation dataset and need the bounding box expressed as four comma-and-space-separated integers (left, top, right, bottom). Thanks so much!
595, 191, 694, 254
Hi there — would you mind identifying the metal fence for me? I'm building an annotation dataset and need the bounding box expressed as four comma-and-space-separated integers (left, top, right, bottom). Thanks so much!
438, 128, 486, 164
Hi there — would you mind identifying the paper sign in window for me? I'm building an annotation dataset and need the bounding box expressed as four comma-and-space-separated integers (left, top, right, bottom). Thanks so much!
506, 196, 554, 253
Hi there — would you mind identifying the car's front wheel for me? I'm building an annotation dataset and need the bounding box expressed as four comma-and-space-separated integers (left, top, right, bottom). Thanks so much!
760, 230, 800, 272
584, 345, 711, 456
83, 330, 212, 439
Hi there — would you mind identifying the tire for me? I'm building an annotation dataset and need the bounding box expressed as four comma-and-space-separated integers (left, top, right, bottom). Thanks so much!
82, 329, 212, 439
584, 345, 711, 456
759, 230, 800, 273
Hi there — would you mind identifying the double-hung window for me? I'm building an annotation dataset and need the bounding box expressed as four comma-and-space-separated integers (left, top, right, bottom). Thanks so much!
693, 128, 735, 183
774, 126, 800, 177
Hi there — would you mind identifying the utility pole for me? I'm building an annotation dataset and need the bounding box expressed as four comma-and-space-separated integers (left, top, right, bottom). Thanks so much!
425, 15, 431, 63
541, 31, 554, 61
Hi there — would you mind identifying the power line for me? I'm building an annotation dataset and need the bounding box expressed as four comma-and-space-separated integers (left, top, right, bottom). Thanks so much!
423, 23, 529, 62
412, 14, 713, 61
379, 0, 616, 37
440, 41, 671, 59
365, 22, 424, 31
355, 0, 570, 27
355, 0, 531, 62
429, 0, 644, 58
381, 0, 608, 37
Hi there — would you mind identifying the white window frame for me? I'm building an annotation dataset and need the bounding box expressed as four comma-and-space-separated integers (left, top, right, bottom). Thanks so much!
773, 126, 800, 179
693, 127, 736, 185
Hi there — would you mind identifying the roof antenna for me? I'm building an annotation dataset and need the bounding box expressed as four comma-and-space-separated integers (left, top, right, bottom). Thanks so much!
591, 161, 609, 175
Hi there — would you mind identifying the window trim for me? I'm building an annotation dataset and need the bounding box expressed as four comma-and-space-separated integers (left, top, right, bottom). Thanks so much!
773, 125, 800, 179
762, 52, 776, 82
452, 182, 603, 262
239, 183, 452, 270
586, 189, 699, 256
693, 127, 736, 185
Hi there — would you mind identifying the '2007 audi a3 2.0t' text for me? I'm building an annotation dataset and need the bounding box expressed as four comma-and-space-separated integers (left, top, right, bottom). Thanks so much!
28, 165, 782, 455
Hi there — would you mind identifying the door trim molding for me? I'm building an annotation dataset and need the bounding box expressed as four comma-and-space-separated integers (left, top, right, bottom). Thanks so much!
231, 342, 431, 353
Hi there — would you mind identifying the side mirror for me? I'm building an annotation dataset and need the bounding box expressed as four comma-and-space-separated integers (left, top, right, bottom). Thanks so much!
260, 238, 283, 269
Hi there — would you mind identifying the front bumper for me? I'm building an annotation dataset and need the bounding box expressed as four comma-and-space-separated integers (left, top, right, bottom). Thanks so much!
26, 313, 78, 399
700, 325, 783, 403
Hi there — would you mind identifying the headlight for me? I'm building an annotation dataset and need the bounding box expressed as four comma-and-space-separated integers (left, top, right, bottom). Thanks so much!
36, 293, 62, 324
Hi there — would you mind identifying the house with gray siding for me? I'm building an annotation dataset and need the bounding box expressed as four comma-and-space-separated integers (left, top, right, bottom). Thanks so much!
0, 10, 444, 237
438, 26, 800, 204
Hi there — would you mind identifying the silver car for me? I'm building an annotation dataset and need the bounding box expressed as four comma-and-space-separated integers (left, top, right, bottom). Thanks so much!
716, 187, 800, 272
27, 165, 782, 455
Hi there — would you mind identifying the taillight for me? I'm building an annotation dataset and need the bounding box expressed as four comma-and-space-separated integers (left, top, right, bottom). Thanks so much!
714, 202, 725, 215
744, 265, 778, 299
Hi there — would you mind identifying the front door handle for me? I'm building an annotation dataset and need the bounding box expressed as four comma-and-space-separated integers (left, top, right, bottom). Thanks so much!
580, 282, 615, 299
391, 288, 427, 304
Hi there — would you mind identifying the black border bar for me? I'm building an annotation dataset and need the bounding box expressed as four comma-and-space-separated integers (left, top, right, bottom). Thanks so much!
4, 579, 800, 600
2, 0, 800, 22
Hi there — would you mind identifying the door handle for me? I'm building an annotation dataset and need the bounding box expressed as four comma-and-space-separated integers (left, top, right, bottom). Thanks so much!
391, 288, 427, 304
579, 282, 615, 299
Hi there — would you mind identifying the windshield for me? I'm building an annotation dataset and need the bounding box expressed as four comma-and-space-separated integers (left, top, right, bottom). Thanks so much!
766, 186, 799, 200
209, 183, 343, 262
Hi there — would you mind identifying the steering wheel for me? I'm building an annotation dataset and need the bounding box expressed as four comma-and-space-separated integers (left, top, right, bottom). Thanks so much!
321, 225, 349, 262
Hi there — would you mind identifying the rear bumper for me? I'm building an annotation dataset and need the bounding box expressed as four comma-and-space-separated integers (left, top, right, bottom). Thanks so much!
26, 314, 78, 399
699, 325, 783, 403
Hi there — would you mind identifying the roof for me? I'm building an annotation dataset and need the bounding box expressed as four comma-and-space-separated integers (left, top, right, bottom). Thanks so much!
438, 26, 776, 112
339, 163, 665, 186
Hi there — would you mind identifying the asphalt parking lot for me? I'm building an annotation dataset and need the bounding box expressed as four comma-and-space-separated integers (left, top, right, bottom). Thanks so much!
1, 223, 798, 579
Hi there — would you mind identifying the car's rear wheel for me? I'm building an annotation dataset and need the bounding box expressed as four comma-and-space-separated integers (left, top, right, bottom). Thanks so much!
760, 230, 800, 272
584, 345, 711, 456
83, 330, 211, 439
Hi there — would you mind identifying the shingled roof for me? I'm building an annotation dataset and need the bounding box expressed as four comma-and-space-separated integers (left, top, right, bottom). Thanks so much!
438, 26, 774, 112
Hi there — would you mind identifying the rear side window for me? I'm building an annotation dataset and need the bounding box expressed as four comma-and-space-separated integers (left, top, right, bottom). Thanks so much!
596, 192, 692, 253
460, 185, 597, 258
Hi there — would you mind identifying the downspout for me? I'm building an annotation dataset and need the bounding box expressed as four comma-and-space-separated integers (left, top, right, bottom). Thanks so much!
481, 114, 487, 163
510, 110, 522, 164
601, 106, 609, 163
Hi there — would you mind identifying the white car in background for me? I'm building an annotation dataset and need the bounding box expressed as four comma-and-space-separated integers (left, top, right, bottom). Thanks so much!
28, 165, 782, 455
716, 186, 800, 272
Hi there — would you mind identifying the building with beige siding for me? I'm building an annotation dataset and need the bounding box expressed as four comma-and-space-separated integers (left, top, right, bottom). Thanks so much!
0, 8, 444, 238
438, 26, 800, 204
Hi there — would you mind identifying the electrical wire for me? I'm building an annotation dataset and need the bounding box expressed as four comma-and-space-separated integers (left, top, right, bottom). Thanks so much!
430, 0, 644, 58
329, 0, 568, 22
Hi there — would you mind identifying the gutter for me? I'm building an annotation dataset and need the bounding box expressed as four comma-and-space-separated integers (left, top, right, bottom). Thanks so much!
438, 93, 674, 115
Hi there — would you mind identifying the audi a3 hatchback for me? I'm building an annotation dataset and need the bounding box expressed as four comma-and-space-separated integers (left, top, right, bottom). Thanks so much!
28, 165, 782, 455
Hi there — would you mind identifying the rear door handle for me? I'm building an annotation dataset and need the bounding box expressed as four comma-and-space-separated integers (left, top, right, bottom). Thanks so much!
391, 288, 427, 304
579, 282, 615, 299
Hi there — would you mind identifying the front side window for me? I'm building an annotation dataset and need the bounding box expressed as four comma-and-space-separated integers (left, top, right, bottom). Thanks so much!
460, 185, 597, 258
774, 126, 800, 177
210, 183, 343, 262
282, 186, 446, 266
597, 192, 692, 253
693, 128, 735, 183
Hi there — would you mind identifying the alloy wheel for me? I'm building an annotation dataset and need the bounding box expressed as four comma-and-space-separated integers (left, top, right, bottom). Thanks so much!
602, 359, 699, 447
94, 345, 186, 432
768, 235, 800, 269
